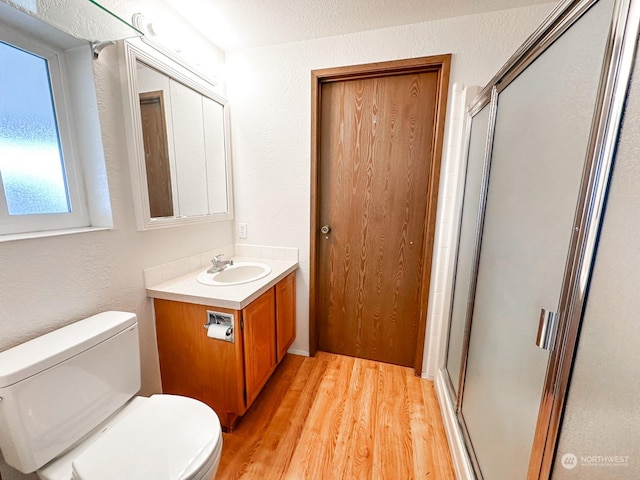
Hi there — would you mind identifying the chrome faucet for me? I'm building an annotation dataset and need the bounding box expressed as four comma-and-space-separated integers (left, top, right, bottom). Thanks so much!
207, 254, 234, 273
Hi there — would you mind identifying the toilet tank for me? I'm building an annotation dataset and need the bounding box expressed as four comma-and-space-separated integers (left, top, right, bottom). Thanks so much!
0, 311, 141, 474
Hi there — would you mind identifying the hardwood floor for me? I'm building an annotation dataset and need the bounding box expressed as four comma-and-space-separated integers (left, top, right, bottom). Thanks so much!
218, 352, 455, 479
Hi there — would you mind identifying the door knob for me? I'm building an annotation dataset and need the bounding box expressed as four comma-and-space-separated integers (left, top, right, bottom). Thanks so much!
320, 225, 331, 235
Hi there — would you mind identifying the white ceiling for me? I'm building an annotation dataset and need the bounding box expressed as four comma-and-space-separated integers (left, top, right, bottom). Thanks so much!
161, 0, 555, 51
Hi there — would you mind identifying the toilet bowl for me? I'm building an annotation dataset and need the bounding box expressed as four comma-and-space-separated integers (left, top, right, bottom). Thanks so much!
0, 311, 223, 480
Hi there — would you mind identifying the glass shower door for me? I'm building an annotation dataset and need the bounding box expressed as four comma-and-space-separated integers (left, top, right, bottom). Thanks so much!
459, 0, 614, 478
445, 103, 491, 398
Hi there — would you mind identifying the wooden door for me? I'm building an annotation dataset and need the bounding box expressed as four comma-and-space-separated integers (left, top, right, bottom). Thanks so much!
311, 56, 450, 369
139, 91, 173, 218
242, 288, 277, 406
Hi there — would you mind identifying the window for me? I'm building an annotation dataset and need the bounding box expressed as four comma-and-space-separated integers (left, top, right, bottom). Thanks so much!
0, 29, 90, 236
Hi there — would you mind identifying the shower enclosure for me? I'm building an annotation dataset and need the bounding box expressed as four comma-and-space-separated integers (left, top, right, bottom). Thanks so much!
441, 0, 640, 478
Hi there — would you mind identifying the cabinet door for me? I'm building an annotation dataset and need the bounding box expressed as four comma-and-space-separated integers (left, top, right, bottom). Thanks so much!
275, 272, 296, 362
154, 299, 246, 429
242, 288, 277, 406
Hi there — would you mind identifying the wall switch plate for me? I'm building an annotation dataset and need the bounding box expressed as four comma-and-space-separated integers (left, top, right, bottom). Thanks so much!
239, 223, 247, 239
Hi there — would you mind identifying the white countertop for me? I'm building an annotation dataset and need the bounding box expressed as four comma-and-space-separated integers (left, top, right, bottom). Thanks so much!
146, 257, 298, 310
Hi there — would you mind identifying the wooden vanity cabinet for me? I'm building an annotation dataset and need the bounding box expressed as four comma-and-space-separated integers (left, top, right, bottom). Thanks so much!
153, 271, 296, 430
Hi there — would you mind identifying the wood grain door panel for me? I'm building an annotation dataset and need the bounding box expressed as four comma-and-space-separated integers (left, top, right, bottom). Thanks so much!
316, 62, 446, 368
243, 288, 277, 406
275, 272, 296, 362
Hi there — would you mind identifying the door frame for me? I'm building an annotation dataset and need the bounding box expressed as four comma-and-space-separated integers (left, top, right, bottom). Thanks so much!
309, 55, 451, 374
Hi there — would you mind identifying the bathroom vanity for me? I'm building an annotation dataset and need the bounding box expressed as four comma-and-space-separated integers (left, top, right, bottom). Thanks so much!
147, 259, 297, 430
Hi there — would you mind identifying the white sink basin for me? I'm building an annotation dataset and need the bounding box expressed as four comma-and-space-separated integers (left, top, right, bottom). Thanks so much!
196, 262, 271, 286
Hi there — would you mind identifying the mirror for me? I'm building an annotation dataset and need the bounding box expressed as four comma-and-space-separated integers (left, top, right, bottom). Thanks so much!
121, 39, 233, 230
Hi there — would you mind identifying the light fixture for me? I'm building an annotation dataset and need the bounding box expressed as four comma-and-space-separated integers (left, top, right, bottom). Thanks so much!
131, 13, 218, 86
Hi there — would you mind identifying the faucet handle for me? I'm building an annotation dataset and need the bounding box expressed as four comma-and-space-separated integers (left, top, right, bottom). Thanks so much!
213, 254, 224, 262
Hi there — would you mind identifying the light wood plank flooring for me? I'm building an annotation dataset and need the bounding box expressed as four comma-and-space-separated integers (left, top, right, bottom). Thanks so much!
218, 352, 455, 479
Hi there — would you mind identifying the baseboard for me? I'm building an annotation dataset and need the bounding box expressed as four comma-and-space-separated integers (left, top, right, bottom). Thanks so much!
435, 369, 475, 480
287, 349, 309, 357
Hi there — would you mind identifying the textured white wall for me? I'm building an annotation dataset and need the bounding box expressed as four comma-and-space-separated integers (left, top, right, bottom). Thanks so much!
226, 3, 555, 360
0, 2, 231, 479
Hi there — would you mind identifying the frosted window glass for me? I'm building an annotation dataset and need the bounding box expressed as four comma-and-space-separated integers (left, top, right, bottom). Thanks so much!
0, 41, 70, 215
445, 104, 490, 396
460, 0, 614, 478
551, 36, 640, 480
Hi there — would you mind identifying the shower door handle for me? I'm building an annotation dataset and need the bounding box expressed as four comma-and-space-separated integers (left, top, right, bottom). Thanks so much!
536, 308, 559, 351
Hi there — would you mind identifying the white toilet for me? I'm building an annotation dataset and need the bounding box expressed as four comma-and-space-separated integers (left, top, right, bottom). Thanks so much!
0, 311, 223, 480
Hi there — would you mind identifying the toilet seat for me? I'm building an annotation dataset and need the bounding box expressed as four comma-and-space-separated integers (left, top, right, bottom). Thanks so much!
72, 394, 221, 480
39, 395, 222, 480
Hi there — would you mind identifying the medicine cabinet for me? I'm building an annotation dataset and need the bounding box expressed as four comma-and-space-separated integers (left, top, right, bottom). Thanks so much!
120, 38, 233, 230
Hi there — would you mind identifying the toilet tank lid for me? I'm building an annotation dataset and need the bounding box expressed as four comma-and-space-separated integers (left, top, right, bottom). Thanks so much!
0, 311, 137, 388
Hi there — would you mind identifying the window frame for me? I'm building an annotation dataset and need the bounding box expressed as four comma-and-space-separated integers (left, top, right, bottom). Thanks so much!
0, 27, 90, 236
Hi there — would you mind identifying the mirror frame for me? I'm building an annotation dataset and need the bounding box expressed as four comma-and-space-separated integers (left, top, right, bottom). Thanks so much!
120, 38, 233, 230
